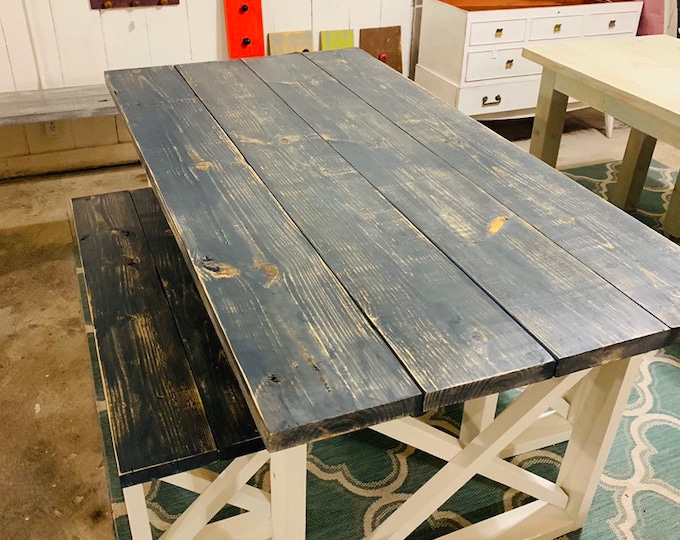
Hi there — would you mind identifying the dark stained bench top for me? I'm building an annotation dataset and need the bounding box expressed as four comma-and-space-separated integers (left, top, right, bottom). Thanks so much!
104, 50, 680, 452
73, 189, 262, 487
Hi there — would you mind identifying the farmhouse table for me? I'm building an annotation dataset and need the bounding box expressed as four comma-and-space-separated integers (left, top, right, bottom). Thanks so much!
106, 49, 680, 539
524, 35, 680, 237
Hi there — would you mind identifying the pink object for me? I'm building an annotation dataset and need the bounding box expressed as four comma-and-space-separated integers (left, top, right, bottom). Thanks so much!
637, 0, 665, 35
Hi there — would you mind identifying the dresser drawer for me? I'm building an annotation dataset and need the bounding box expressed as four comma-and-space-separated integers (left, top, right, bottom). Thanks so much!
529, 14, 583, 40
466, 48, 541, 81
584, 11, 640, 36
469, 19, 527, 46
458, 79, 540, 116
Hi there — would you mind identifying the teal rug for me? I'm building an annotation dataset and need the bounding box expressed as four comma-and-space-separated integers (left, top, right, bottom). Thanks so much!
85, 161, 680, 539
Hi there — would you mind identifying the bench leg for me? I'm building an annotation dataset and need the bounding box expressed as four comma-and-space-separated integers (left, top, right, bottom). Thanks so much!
160, 450, 270, 540
123, 484, 153, 540
529, 69, 569, 168
609, 129, 656, 211
270, 444, 308, 539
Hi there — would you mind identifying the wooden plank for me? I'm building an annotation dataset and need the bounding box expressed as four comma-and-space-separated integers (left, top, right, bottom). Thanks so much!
528, 70, 568, 168
179, 59, 554, 410
0, 19, 16, 93
22, 0, 64, 88
0, 85, 117, 127
186, 0, 226, 62
50, 0, 108, 86
319, 29, 353, 51
267, 30, 313, 55
307, 48, 680, 346
0, 0, 39, 90
100, 7, 151, 70
105, 65, 422, 450
130, 188, 264, 459
359, 26, 402, 73
72, 191, 219, 487
145, 3, 193, 65
379, 0, 413, 75
240, 53, 668, 375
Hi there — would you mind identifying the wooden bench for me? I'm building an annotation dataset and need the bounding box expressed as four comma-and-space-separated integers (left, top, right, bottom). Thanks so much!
0, 85, 118, 127
72, 188, 270, 539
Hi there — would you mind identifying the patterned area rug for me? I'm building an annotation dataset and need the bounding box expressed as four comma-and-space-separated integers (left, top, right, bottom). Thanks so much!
88, 161, 680, 539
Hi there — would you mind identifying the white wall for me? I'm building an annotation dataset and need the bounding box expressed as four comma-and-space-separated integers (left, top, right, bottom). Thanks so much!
0, 0, 414, 92
0, 0, 414, 179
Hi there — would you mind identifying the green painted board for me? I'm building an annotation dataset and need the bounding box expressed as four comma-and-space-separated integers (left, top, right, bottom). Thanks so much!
267, 30, 313, 56
319, 29, 354, 51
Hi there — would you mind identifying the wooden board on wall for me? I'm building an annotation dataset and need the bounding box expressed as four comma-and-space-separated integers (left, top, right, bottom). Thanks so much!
268, 30, 313, 55
359, 26, 402, 73
320, 29, 354, 50
224, 0, 265, 59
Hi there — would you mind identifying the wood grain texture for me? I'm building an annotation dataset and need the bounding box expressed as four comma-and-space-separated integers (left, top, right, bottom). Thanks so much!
130, 188, 264, 459
0, 85, 117, 127
106, 66, 422, 450
241, 53, 669, 375
179, 59, 554, 410
359, 26, 402, 73
307, 48, 680, 350
73, 191, 219, 487
267, 30, 313, 55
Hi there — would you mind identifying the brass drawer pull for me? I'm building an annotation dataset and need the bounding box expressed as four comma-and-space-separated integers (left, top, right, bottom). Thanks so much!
553, 23, 562, 33
505, 59, 514, 69
609, 19, 616, 29
482, 94, 502, 107
495, 28, 503, 38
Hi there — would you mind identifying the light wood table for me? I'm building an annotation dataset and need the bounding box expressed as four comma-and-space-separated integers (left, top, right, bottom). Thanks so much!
524, 35, 680, 236
106, 49, 680, 539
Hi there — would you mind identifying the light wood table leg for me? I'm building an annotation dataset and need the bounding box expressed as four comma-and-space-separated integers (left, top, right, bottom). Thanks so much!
610, 129, 657, 211
663, 170, 680, 238
271, 444, 308, 539
529, 70, 569, 168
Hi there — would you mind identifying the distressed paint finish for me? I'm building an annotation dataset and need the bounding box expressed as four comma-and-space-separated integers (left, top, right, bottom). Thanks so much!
241, 53, 669, 375
106, 66, 422, 451
319, 29, 354, 50
308, 48, 680, 347
105, 52, 680, 454
73, 191, 219, 486
129, 189, 263, 458
180, 59, 554, 410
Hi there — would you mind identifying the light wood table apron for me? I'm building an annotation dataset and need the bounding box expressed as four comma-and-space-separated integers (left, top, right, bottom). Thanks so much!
107, 49, 680, 539
524, 35, 680, 237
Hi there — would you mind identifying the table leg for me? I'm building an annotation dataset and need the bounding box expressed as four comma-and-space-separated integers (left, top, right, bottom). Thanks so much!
368, 354, 643, 540
557, 355, 642, 528
271, 444, 308, 539
529, 70, 569, 168
609, 129, 656, 211
663, 171, 680, 238
459, 394, 498, 444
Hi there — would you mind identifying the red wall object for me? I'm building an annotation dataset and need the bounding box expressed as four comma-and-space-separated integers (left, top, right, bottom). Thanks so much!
224, 0, 265, 59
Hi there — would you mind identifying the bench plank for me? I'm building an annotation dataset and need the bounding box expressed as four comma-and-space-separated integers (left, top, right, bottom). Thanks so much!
178, 60, 555, 410
223, 54, 668, 376
73, 191, 219, 487
0, 85, 117, 126
307, 48, 680, 342
129, 189, 263, 459
106, 66, 423, 451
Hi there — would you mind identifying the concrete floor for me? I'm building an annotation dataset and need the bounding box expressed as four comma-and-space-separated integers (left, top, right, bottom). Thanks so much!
1, 109, 679, 540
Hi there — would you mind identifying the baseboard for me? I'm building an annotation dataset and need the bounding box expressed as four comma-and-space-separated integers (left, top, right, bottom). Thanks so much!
0, 142, 140, 180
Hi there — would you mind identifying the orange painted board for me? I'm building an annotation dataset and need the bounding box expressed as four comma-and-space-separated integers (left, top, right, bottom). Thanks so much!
224, 0, 265, 59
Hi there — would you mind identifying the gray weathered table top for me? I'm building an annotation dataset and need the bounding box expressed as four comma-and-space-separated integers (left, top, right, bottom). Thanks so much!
106, 49, 679, 451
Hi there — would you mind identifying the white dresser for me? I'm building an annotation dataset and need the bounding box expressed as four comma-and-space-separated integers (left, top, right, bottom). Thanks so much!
415, 0, 643, 119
